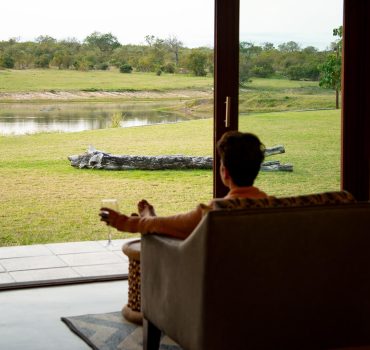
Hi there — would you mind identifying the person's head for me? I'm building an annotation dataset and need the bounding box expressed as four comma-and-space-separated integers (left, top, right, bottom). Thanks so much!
216, 131, 265, 187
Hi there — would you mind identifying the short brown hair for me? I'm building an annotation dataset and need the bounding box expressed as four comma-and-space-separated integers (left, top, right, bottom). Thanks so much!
216, 131, 265, 186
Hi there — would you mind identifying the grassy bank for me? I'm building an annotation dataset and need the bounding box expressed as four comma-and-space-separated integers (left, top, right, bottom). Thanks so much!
0, 109, 340, 246
0, 70, 337, 112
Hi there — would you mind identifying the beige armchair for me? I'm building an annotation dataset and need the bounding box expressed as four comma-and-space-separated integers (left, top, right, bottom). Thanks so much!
141, 203, 370, 350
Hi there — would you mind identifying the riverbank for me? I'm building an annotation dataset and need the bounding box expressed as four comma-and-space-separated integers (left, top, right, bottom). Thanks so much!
0, 89, 212, 102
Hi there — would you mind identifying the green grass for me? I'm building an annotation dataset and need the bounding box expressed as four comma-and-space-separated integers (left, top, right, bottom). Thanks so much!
0, 109, 341, 246
0, 69, 213, 93
238, 78, 337, 112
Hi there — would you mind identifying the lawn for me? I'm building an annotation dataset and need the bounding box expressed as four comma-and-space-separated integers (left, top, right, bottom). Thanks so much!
0, 109, 341, 246
0, 69, 213, 93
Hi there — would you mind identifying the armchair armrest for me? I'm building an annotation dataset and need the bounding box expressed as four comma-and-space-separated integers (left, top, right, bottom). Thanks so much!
141, 215, 209, 349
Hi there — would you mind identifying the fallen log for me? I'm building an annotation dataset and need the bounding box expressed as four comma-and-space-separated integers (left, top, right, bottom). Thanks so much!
260, 160, 293, 172
68, 145, 293, 172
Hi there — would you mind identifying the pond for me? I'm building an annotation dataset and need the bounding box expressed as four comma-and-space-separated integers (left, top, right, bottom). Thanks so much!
0, 100, 208, 136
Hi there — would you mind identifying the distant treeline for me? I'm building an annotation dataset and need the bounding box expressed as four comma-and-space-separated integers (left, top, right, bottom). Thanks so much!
0, 32, 335, 81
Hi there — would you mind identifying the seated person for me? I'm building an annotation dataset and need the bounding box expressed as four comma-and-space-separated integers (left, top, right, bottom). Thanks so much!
99, 131, 268, 239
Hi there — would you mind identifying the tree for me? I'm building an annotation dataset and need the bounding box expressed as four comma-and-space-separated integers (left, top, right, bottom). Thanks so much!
187, 49, 208, 76
164, 36, 183, 66
144, 35, 155, 47
319, 26, 342, 109
262, 42, 275, 51
0, 54, 14, 68
239, 42, 262, 84
35, 35, 56, 44
240, 41, 262, 58
278, 41, 301, 53
84, 32, 120, 53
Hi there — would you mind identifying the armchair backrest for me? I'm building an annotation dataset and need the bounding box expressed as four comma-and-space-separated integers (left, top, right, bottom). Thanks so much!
200, 203, 370, 349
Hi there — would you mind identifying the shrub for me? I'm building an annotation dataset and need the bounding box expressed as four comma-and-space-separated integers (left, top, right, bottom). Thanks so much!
120, 63, 133, 73
251, 63, 274, 78
96, 62, 109, 70
188, 50, 208, 76
285, 65, 307, 80
162, 63, 175, 73
0, 55, 15, 68
34, 54, 51, 68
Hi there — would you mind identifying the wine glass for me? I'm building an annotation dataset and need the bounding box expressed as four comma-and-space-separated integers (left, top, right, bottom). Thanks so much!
101, 198, 119, 246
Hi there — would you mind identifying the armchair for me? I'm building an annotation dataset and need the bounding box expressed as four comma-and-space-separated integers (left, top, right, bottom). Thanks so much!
141, 203, 370, 350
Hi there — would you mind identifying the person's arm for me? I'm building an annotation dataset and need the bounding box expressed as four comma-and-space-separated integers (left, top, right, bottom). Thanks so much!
100, 204, 205, 240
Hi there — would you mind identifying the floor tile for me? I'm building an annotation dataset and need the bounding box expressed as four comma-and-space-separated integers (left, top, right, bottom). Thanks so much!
10, 267, 80, 282
58, 251, 124, 267
73, 263, 129, 277
46, 241, 105, 255
0, 273, 15, 284
0, 263, 5, 272
114, 251, 129, 261
1, 255, 67, 272
0, 281, 127, 350
0, 244, 53, 259
97, 238, 138, 251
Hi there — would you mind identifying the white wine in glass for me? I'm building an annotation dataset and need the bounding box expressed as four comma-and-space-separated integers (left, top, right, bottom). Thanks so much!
101, 199, 119, 246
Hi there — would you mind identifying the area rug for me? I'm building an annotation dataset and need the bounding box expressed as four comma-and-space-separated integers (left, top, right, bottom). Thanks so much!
61, 311, 182, 350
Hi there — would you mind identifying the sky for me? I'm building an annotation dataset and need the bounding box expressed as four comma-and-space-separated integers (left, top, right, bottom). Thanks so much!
1, 0, 343, 50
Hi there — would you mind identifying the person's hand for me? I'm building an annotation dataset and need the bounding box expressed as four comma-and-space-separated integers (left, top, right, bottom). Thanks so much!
137, 199, 156, 217
99, 207, 128, 229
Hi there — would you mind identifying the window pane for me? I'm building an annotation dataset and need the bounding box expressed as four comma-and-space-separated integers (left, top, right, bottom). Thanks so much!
239, 0, 343, 196
0, 0, 214, 250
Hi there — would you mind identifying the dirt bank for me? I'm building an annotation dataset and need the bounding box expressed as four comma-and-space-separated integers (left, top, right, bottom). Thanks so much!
0, 89, 213, 102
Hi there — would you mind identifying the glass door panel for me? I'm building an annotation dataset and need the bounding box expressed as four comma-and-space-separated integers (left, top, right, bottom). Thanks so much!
239, 0, 343, 197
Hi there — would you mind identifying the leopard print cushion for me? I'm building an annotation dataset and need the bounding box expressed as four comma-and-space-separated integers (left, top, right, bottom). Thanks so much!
212, 191, 356, 211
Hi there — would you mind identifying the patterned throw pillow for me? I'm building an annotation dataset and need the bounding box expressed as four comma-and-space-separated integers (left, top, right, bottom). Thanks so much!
212, 191, 356, 211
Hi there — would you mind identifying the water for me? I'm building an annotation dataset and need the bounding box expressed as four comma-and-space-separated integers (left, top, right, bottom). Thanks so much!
0, 101, 206, 135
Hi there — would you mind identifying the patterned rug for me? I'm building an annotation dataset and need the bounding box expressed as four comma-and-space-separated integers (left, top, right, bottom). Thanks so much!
61, 311, 182, 350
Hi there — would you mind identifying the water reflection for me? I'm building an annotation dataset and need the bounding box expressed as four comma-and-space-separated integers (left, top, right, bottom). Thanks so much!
0, 101, 205, 135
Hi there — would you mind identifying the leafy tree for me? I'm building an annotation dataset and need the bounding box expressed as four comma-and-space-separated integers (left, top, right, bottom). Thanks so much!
302, 46, 318, 54
239, 53, 252, 85
187, 49, 208, 76
51, 49, 73, 69
239, 42, 262, 84
240, 41, 262, 58
262, 42, 275, 51
3, 42, 34, 69
278, 41, 301, 53
285, 65, 307, 80
151, 38, 166, 68
84, 32, 120, 53
319, 26, 342, 109
250, 53, 275, 78
34, 53, 52, 68
35, 35, 57, 44
0, 54, 14, 68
